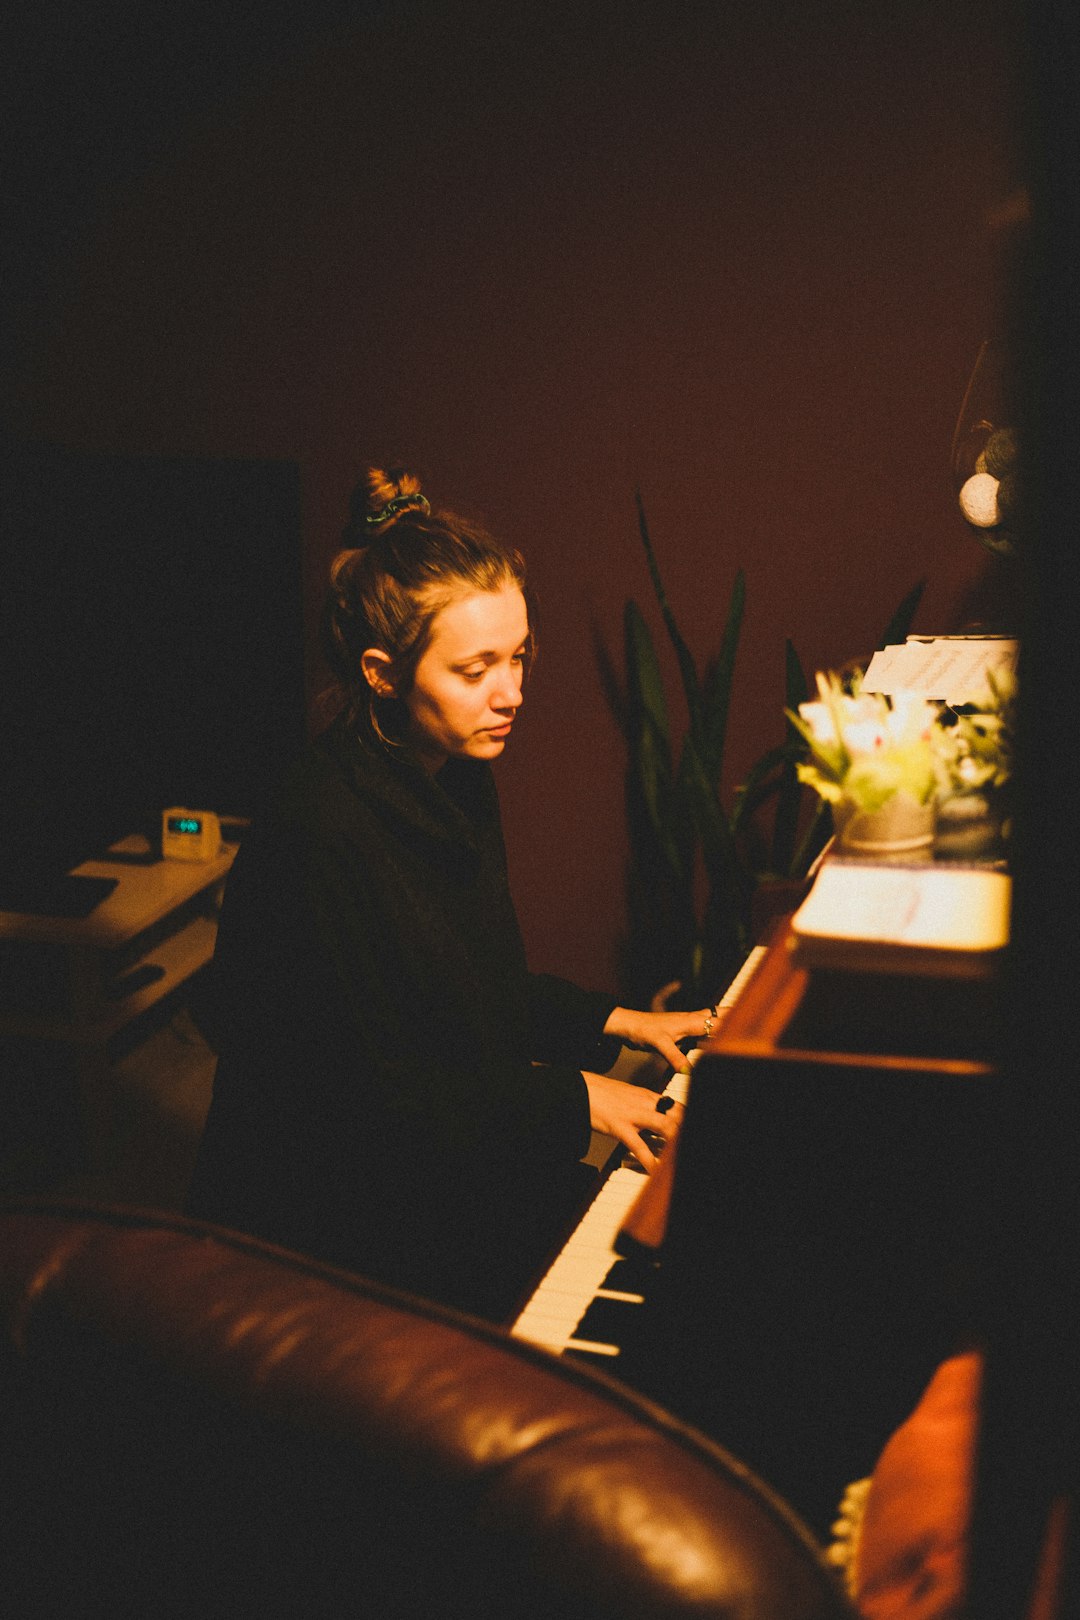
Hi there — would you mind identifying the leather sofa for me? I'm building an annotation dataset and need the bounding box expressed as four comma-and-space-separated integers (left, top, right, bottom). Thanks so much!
0, 1201, 853, 1619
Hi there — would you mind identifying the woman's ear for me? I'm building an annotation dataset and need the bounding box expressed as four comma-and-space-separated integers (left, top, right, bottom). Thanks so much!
360, 648, 396, 698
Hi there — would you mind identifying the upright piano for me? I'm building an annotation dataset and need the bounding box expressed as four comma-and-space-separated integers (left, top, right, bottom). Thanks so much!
514, 895, 1002, 1538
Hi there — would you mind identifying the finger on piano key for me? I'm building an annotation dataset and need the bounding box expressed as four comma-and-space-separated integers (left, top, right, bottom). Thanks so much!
656, 947, 768, 1107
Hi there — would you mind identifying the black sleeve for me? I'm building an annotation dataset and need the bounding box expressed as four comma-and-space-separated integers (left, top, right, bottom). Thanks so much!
525, 972, 622, 1074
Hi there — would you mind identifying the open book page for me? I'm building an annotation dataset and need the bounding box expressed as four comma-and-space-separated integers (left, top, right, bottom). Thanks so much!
789, 862, 1011, 978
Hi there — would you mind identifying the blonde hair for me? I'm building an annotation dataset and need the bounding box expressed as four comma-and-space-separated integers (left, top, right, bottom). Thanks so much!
321, 465, 533, 741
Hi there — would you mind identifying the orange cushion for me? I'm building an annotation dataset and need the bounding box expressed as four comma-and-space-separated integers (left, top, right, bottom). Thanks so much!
852, 1352, 981, 1620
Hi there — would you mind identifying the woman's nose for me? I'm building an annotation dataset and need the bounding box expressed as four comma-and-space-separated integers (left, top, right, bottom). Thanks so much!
494, 670, 524, 709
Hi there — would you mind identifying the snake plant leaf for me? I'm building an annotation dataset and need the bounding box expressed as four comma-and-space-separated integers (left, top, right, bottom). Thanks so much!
635, 493, 703, 736
639, 725, 690, 880
681, 736, 753, 942
790, 796, 832, 875
700, 567, 746, 776
727, 642, 810, 873
624, 600, 687, 880
770, 638, 809, 872
784, 637, 810, 711
877, 578, 926, 650
729, 741, 795, 832
625, 599, 671, 755
673, 740, 746, 1001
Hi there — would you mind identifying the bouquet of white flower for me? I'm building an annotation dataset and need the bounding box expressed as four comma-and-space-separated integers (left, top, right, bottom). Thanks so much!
939, 667, 1016, 796
788, 670, 945, 815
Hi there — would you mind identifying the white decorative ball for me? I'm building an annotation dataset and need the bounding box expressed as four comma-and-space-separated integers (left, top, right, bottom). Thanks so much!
959, 472, 1000, 528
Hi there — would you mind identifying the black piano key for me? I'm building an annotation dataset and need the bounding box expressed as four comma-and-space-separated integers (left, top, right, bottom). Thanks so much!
572, 1293, 645, 1352
604, 1256, 654, 1294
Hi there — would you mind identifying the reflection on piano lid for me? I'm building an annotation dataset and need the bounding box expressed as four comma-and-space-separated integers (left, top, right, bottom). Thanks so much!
510, 945, 768, 1363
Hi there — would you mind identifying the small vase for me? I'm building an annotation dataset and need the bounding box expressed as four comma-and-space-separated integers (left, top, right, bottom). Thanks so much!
934, 791, 1007, 862
834, 793, 936, 855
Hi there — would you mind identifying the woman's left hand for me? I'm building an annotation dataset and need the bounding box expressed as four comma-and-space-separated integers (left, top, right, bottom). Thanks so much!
601, 1005, 724, 1075
581, 1072, 684, 1172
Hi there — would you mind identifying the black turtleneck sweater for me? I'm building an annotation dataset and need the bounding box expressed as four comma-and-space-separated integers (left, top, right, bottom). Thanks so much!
187, 716, 618, 1319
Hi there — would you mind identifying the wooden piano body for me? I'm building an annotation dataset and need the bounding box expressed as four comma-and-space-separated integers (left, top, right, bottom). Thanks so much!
618, 918, 1001, 1534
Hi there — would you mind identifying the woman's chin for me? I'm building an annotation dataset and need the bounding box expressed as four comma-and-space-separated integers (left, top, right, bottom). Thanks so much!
472, 734, 510, 758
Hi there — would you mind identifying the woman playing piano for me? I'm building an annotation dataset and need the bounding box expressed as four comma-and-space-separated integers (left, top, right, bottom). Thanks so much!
188, 467, 713, 1321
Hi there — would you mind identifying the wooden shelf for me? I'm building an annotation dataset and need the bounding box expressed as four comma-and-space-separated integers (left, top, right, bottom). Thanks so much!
0, 844, 235, 949
1, 915, 219, 1046
1, 841, 238, 1051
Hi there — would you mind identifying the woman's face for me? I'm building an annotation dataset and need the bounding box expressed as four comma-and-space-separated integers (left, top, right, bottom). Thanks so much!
402, 583, 528, 772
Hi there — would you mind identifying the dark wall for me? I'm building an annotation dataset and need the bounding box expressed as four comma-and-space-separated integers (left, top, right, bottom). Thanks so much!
5, 0, 1018, 992
0, 444, 305, 879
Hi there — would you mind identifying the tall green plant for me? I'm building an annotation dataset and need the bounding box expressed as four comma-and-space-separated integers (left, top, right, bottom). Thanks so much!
623, 495, 749, 1005
621, 494, 925, 1006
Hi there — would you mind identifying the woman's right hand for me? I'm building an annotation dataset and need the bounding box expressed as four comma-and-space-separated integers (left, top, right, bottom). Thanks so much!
581, 1072, 683, 1172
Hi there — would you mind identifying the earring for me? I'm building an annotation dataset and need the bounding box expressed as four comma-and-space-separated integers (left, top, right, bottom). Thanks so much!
368, 692, 398, 748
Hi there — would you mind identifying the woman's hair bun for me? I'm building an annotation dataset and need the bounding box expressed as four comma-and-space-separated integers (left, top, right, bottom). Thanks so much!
359, 465, 431, 537
366, 465, 421, 511
341, 465, 432, 548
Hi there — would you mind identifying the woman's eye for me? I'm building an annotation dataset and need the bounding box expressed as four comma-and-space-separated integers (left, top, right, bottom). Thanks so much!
462, 669, 485, 683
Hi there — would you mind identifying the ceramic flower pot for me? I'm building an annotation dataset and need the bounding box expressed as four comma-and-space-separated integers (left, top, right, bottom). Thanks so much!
834, 792, 936, 855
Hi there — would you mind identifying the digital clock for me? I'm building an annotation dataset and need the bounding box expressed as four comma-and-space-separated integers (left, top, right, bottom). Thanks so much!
161, 808, 221, 862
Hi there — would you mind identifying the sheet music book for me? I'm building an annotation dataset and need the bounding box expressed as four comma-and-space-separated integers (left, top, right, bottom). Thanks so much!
789, 860, 1011, 978
863, 636, 1018, 706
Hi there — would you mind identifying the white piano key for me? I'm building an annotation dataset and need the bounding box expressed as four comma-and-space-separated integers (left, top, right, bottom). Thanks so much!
666, 1070, 692, 1105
